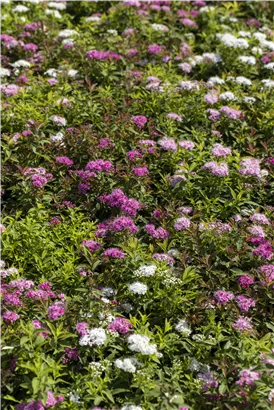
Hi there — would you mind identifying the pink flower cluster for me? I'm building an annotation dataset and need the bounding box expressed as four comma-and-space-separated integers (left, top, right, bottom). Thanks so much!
107, 317, 132, 334
81, 239, 102, 253
131, 115, 147, 127
215, 290, 234, 305
239, 158, 261, 178
201, 162, 229, 177
236, 369, 261, 386
86, 50, 120, 60
85, 159, 114, 173
48, 302, 65, 320
145, 224, 169, 240
100, 188, 142, 217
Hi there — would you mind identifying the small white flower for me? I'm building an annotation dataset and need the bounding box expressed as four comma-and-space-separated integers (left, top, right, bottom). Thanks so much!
253, 32, 266, 42
235, 76, 252, 86
79, 327, 106, 347
48, 2, 66, 10
58, 29, 78, 38
128, 334, 158, 355
101, 287, 116, 297
243, 96, 256, 104
261, 169, 269, 177
0, 68, 10, 77
129, 282, 147, 295
238, 31, 251, 38
107, 29, 118, 36
199, 6, 215, 12
151, 23, 169, 32
12, 5, 29, 12
45, 68, 59, 78
68, 69, 78, 78
219, 33, 248, 49
188, 358, 201, 372
261, 40, 274, 51
268, 388, 274, 402
219, 91, 236, 101
121, 406, 143, 410
265, 62, 274, 71
238, 55, 256, 65
7, 267, 19, 275
262, 79, 274, 89
251, 46, 263, 55
68, 392, 81, 404
175, 319, 192, 336
51, 115, 67, 127
179, 81, 199, 91
45, 9, 62, 18
207, 76, 225, 86
12, 60, 30, 68
50, 132, 64, 143
202, 53, 222, 64
134, 265, 157, 278
115, 358, 140, 373
188, 56, 203, 67
86, 16, 101, 22
62, 38, 74, 45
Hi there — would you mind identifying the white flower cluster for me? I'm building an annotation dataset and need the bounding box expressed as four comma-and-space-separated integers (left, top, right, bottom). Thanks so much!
1, 266, 19, 278
265, 62, 274, 71
12, 60, 30, 68
162, 275, 181, 287
86, 16, 101, 22
68, 69, 78, 78
262, 79, 274, 89
234, 76, 252, 86
219, 91, 236, 101
58, 29, 78, 38
175, 319, 192, 336
179, 81, 200, 91
89, 361, 106, 376
45, 9, 62, 18
48, 2, 66, 10
50, 132, 64, 144
51, 115, 67, 127
269, 389, 274, 402
192, 334, 216, 343
121, 406, 143, 410
151, 23, 169, 32
134, 265, 157, 278
68, 392, 81, 404
199, 6, 215, 13
128, 282, 147, 295
202, 53, 222, 64
12, 5, 29, 13
253, 32, 274, 51
238, 31, 251, 38
128, 334, 158, 355
79, 328, 106, 347
238, 55, 256, 65
0, 68, 10, 78
207, 76, 225, 86
45, 68, 60, 78
114, 357, 140, 373
218, 33, 249, 49
243, 96, 256, 104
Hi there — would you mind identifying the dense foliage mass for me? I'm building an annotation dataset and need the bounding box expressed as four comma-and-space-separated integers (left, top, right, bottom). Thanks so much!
1, 1, 274, 409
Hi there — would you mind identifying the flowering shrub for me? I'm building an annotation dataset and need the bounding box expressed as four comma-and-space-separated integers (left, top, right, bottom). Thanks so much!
1, 1, 274, 410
